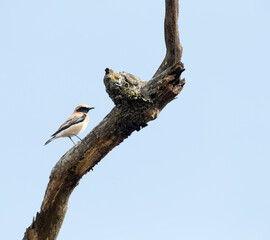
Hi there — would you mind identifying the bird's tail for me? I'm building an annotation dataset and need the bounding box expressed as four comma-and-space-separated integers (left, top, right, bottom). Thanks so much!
44, 137, 55, 146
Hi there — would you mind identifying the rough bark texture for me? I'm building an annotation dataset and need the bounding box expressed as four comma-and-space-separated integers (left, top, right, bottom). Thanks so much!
23, 0, 184, 239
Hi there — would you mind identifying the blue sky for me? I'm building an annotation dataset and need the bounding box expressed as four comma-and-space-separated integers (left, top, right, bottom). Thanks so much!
0, 0, 269, 239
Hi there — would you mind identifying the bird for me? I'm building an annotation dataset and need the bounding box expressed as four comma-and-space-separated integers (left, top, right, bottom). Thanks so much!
44, 104, 94, 145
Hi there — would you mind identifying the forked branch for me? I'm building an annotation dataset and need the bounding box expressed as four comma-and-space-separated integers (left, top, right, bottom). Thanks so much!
23, 0, 184, 239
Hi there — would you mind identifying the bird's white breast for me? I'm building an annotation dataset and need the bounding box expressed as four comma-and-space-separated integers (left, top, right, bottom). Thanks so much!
55, 116, 89, 138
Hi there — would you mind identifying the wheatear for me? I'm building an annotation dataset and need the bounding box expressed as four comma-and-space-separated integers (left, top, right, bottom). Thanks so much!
44, 104, 94, 145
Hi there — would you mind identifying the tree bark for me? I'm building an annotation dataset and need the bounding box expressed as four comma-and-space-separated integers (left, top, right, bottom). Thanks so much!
23, 0, 184, 239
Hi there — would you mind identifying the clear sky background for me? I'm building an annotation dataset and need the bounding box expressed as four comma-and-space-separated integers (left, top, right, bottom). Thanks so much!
0, 0, 269, 239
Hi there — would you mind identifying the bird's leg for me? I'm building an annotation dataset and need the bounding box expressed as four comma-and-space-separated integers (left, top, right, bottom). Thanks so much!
75, 135, 82, 141
69, 136, 76, 145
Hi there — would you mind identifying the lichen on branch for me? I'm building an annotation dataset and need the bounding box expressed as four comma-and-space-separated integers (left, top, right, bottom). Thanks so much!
104, 68, 147, 105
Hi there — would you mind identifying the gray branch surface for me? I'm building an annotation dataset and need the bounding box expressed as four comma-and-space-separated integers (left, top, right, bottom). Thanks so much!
23, 0, 184, 239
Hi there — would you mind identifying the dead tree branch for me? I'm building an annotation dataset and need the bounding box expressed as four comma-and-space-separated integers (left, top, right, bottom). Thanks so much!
154, 0, 183, 77
23, 0, 184, 239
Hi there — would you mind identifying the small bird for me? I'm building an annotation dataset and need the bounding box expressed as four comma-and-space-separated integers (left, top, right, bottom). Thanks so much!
44, 104, 94, 145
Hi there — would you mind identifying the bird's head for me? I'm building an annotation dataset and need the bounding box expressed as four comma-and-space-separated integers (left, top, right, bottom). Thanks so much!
74, 105, 95, 113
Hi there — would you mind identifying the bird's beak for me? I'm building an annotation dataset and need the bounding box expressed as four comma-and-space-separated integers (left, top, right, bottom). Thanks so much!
89, 107, 95, 110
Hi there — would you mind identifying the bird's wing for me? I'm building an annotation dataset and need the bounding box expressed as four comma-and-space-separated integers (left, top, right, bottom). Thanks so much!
52, 114, 86, 137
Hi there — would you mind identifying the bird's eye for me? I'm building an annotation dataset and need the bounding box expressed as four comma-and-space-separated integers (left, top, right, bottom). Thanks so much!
77, 107, 89, 113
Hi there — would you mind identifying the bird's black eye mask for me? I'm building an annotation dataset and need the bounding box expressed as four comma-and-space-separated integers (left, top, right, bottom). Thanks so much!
76, 107, 90, 113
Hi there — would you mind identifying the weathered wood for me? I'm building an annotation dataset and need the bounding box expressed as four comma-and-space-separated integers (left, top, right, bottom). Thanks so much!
154, 0, 183, 78
23, 0, 184, 239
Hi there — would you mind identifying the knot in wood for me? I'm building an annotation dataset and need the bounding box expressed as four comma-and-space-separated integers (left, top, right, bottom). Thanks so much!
104, 68, 147, 106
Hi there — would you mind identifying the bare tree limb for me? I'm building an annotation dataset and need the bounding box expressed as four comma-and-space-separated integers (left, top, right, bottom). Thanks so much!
23, 0, 184, 239
154, 0, 183, 77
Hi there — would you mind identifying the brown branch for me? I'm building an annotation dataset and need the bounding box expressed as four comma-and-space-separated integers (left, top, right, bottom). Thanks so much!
154, 0, 183, 77
23, 0, 184, 239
